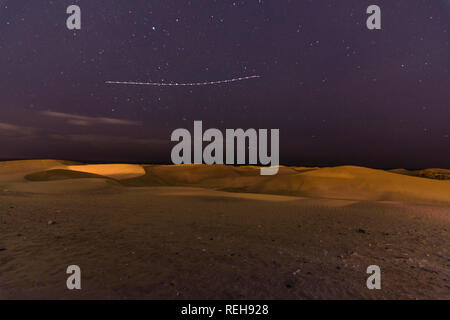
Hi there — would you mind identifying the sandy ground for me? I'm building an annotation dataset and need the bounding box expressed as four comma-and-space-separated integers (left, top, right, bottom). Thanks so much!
0, 160, 449, 299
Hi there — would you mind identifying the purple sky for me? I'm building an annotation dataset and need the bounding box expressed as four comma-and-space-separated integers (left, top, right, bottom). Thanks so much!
0, 0, 449, 168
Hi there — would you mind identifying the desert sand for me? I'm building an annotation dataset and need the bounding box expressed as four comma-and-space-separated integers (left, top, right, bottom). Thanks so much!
0, 160, 449, 299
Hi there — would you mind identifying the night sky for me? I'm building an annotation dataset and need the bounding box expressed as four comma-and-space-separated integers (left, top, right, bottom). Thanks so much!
0, 0, 449, 168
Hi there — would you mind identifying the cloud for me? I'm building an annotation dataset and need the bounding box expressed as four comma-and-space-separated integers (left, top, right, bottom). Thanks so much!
0, 121, 164, 149
41, 111, 141, 127
0, 122, 23, 132
48, 133, 167, 148
0, 122, 37, 137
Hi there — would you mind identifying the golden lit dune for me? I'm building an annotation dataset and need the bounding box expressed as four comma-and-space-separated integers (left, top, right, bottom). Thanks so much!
0, 159, 77, 173
66, 164, 146, 180
0, 160, 79, 183
0, 161, 142, 193
249, 166, 450, 204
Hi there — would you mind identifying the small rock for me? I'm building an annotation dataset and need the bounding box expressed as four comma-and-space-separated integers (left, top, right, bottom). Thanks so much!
0, 248, 6, 252
48, 220, 56, 225
357, 229, 366, 234
285, 280, 294, 289
347, 250, 356, 256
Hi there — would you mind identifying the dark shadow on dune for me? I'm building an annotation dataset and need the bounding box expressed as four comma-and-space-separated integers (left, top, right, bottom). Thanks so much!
25, 169, 117, 182
119, 166, 173, 187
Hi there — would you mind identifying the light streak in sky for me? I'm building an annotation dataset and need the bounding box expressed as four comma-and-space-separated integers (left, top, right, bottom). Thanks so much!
105, 75, 261, 87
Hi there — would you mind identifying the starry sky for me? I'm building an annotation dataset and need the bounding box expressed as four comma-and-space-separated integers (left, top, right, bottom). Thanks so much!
0, 0, 449, 168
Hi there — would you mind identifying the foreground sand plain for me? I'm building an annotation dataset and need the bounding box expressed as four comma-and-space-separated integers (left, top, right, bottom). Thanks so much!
0, 160, 449, 299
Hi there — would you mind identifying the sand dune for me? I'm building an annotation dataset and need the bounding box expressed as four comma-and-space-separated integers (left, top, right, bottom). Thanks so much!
251, 166, 450, 204
123, 165, 450, 205
1, 161, 450, 204
6, 178, 119, 194
0, 160, 77, 174
391, 168, 450, 180
66, 164, 145, 180
0, 160, 78, 183
155, 186, 303, 202
25, 169, 113, 181
1, 160, 449, 299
